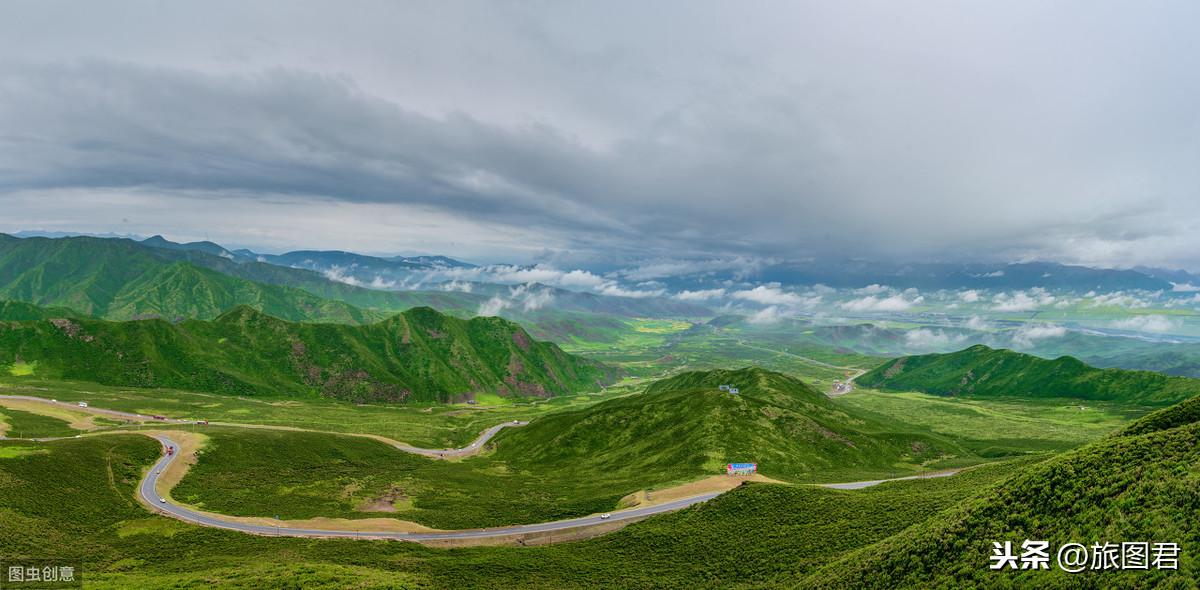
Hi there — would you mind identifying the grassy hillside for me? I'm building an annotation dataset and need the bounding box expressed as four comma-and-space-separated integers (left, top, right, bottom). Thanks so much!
172, 427, 625, 529
859, 344, 1200, 405
0, 432, 1025, 589
490, 367, 970, 484
0, 306, 617, 403
1118, 394, 1200, 437
0, 377, 634, 448
0, 406, 79, 438
0, 234, 384, 323
169, 367, 975, 530
803, 393, 1200, 588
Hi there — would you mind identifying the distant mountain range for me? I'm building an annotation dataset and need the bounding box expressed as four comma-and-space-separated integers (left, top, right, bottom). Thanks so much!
15, 231, 476, 271
136, 235, 475, 276
16, 230, 1198, 293
0, 304, 617, 403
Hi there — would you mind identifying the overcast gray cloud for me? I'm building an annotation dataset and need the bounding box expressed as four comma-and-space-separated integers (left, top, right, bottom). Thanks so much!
2, 1, 1200, 268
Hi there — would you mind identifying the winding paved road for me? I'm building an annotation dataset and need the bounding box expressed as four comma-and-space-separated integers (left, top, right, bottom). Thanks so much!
392, 421, 526, 458
141, 434, 720, 541
5, 394, 964, 542
140, 434, 961, 542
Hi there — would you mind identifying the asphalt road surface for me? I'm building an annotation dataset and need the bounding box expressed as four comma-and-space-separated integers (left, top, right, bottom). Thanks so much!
819, 470, 960, 490
140, 434, 963, 541
141, 434, 720, 541
392, 420, 527, 458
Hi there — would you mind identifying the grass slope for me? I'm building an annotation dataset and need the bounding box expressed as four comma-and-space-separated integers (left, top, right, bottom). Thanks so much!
171, 427, 624, 529
859, 344, 1200, 405
490, 367, 970, 484
0, 407, 78, 438
0, 306, 617, 403
803, 392, 1200, 589
0, 433, 1026, 589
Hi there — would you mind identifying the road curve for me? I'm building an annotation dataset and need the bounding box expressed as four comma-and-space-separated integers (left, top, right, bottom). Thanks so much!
0, 394, 524, 459
141, 434, 719, 541
391, 420, 527, 459
139, 435, 963, 542
6, 394, 966, 541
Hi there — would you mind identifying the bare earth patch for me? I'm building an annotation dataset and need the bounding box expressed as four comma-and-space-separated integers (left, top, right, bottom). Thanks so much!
356, 484, 413, 513
214, 514, 443, 534
618, 473, 784, 509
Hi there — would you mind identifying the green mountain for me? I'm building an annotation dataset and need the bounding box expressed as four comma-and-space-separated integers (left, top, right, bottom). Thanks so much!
804, 384, 1200, 588
491, 367, 967, 483
0, 234, 384, 323
858, 344, 1200, 405
0, 305, 617, 403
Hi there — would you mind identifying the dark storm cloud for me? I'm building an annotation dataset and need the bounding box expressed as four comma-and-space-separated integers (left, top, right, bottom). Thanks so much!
1, 1, 1200, 268
0, 60, 848, 259
0, 63, 623, 232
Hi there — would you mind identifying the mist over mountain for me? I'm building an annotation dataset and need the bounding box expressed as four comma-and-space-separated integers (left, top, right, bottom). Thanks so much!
129, 233, 1187, 295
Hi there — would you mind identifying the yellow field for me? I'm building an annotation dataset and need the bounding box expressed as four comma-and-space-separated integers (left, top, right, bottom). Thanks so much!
632, 319, 692, 334
8, 361, 36, 376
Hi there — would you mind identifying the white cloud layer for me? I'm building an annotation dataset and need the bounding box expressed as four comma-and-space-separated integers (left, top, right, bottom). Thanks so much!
1011, 323, 1069, 347
1110, 315, 1180, 333
904, 328, 968, 349
839, 293, 924, 312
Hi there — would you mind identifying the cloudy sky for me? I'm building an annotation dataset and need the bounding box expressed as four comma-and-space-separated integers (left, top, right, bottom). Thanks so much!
2, 1, 1199, 268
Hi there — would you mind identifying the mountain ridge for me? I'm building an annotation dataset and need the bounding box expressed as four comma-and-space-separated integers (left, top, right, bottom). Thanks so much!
0, 304, 618, 403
